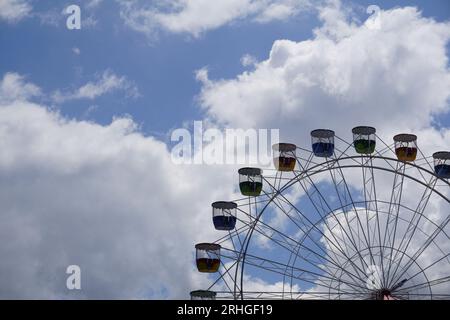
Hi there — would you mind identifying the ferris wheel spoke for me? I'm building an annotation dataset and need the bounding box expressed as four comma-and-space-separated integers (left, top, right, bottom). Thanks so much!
377, 160, 404, 287
262, 176, 372, 284
227, 230, 240, 254
394, 275, 450, 294
215, 290, 370, 299
228, 208, 248, 253
219, 261, 241, 296
224, 247, 368, 292
361, 157, 383, 261
238, 201, 367, 287
288, 246, 370, 295
321, 260, 371, 297
239, 204, 326, 261
394, 250, 450, 288
412, 160, 434, 183
291, 170, 369, 279
275, 169, 287, 192
329, 148, 379, 242
215, 223, 251, 245
365, 157, 387, 287
293, 206, 368, 283
221, 247, 370, 294
268, 157, 448, 296
376, 145, 396, 160
310, 277, 368, 297
360, 156, 374, 261
386, 177, 439, 288
417, 148, 435, 172
403, 293, 450, 299
250, 193, 317, 252
242, 215, 304, 256
232, 190, 275, 204
262, 177, 348, 261
214, 220, 254, 248
328, 157, 377, 270
334, 135, 370, 167
300, 150, 315, 172
296, 148, 321, 169
264, 172, 302, 227
392, 252, 450, 295
326, 156, 389, 291
388, 213, 450, 290
374, 134, 397, 170
206, 258, 241, 297
382, 161, 407, 288
228, 221, 247, 255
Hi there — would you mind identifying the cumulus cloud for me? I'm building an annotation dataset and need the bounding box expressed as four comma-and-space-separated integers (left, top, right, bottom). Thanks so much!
52, 70, 140, 103
197, 3, 450, 136
1, 0, 450, 299
0, 73, 242, 298
315, 203, 450, 298
0, 0, 32, 23
118, 0, 311, 38
241, 54, 259, 67
254, 0, 304, 23
0, 73, 41, 103
86, 0, 104, 9
195, 1, 450, 297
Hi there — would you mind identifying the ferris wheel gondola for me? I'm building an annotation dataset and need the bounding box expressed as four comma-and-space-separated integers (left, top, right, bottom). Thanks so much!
191, 126, 450, 300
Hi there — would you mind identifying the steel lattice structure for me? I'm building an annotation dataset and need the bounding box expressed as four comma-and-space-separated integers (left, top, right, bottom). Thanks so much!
191, 128, 450, 300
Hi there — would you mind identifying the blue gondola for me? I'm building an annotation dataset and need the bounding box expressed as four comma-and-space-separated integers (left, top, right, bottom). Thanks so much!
311, 129, 335, 157
212, 201, 237, 231
433, 151, 450, 179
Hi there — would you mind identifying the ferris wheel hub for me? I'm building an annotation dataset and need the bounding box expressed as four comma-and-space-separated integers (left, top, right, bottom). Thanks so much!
373, 289, 393, 300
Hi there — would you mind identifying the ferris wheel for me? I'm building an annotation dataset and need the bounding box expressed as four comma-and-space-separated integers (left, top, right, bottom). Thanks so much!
190, 126, 450, 300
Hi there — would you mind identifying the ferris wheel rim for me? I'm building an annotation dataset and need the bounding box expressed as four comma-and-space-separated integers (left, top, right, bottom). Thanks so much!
233, 154, 450, 300
281, 198, 450, 298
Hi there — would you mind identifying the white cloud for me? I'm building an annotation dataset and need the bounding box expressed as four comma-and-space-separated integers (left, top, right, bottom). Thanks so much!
0, 73, 241, 298
118, 0, 311, 38
0, 0, 32, 23
1, 0, 450, 299
72, 47, 81, 55
254, 0, 303, 23
35, 9, 62, 27
195, 2, 450, 297
197, 4, 450, 134
86, 0, 104, 9
0, 73, 41, 103
82, 15, 98, 28
241, 54, 259, 67
316, 204, 450, 297
52, 70, 140, 103
82, 105, 99, 118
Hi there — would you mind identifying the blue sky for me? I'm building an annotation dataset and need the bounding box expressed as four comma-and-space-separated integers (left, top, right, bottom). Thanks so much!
1, 13, 303, 147
2, 1, 318, 135
1, 0, 447, 138
0, 0, 449, 299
